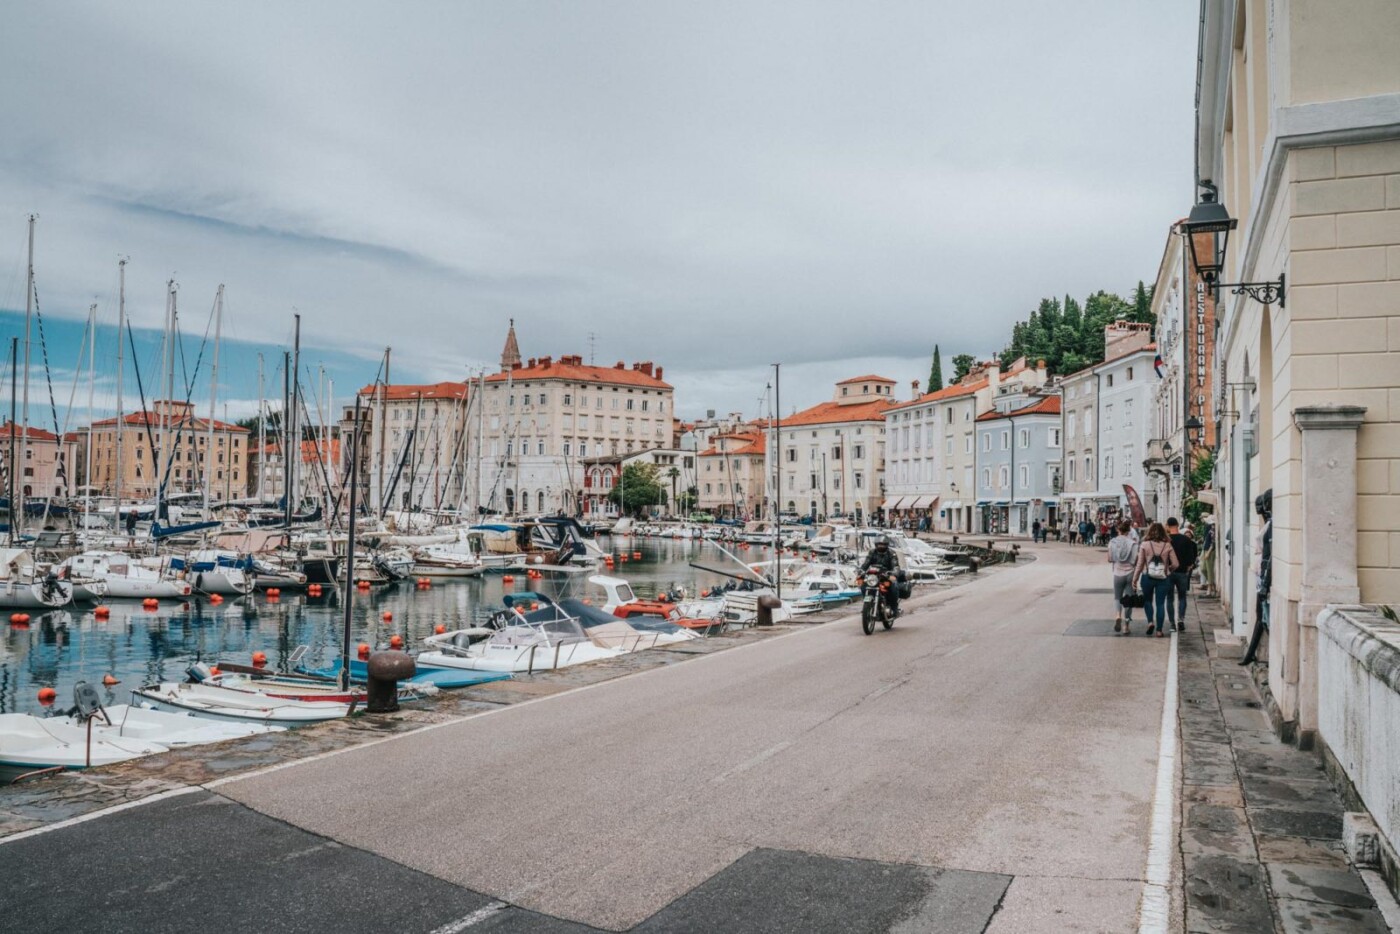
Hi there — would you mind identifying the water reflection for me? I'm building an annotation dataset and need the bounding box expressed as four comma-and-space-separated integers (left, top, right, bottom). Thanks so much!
0, 536, 772, 714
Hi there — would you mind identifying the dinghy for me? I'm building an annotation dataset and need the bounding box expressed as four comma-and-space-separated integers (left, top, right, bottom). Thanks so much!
132, 681, 356, 724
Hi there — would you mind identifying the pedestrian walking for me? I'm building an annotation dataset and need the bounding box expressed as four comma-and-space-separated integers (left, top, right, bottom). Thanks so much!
1166, 517, 1198, 632
1032, 519, 1042, 543
1135, 522, 1180, 637
1108, 520, 1139, 635
1199, 515, 1217, 597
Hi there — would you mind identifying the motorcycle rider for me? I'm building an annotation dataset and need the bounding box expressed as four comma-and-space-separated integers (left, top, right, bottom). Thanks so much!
861, 536, 901, 618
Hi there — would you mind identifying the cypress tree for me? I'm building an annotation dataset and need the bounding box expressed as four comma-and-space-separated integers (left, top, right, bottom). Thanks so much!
927, 345, 944, 393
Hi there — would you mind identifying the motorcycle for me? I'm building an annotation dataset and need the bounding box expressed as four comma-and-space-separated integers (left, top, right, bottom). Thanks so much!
860, 566, 897, 635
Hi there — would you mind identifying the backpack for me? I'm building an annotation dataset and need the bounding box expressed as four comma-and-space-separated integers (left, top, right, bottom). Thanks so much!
1146, 546, 1169, 580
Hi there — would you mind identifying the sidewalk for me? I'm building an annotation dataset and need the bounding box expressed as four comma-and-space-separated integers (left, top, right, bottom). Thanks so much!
1178, 595, 1392, 932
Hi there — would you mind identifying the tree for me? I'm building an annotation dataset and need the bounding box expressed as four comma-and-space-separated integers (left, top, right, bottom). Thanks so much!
608, 463, 664, 516
666, 466, 680, 515
1131, 280, 1155, 326
926, 345, 944, 393
951, 353, 976, 383
678, 486, 699, 513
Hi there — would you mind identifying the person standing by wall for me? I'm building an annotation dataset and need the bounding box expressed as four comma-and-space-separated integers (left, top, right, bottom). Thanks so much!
1165, 517, 1198, 633
1109, 520, 1140, 635
1134, 521, 1179, 637
1199, 515, 1217, 597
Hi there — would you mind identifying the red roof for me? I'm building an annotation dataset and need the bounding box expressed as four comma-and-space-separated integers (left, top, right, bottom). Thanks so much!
887, 377, 990, 412
835, 374, 896, 385
0, 421, 59, 441
977, 395, 1062, 421
258, 438, 342, 463
780, 399, 895, 427
485, 356, 672, 390
700, 431, 767, 457
356, 381, 469, 402
88, 411, 249, 433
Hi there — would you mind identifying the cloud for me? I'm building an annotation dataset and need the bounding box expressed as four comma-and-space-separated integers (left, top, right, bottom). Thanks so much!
0, 0, 1198, 419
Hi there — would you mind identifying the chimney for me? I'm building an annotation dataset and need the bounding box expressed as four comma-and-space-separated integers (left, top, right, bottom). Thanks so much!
639, 362, 653, 377
539, 355, 552, 368
988, 361, 1001, 392
654, 366, 663, 381
615, 361, 625, 369
527, 357, 537, 368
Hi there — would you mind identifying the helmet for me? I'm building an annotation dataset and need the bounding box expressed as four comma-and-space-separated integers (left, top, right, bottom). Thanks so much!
875, 536, 889, 548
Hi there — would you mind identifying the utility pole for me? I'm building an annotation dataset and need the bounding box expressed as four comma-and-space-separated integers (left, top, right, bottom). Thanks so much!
773, 363, 782, 602
17, 216, 34, 535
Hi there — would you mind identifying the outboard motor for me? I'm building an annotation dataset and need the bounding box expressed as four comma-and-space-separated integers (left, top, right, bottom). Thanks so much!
69, 681, 107, 722
186, 662, 214, 684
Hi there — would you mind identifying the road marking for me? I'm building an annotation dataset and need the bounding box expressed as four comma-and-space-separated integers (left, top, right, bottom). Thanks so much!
0, 785, 201, 846
426, 901, 508, 933
1137, 630, 1179, 933
711, 741, 793, 785
944, 643, 969, 657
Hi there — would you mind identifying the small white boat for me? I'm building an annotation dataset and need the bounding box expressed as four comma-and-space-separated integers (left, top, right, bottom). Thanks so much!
418, 612, 624, 673
0, 704, 282, 781
412, 537, 486, 577
0, 547, 74, 609
55, 551, 193, 600
131, 681, 355, 723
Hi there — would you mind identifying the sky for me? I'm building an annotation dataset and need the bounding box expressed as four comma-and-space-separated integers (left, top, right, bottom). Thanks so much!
0, 1, 1198, 424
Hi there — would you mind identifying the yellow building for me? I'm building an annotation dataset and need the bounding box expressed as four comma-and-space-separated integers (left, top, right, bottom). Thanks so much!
76, 400, 249, 501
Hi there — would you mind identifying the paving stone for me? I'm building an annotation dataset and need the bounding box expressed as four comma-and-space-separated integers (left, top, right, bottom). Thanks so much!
1266, 863, 1377, 910
1275, 896, 1391, 933
1254, 834, 1350, 869
1182, 804, 1256, 859
1240, 772, 1344, 811
1249, 807, 1344, 841
1183, 855, 1274, 932
1184, 784, 1246, 808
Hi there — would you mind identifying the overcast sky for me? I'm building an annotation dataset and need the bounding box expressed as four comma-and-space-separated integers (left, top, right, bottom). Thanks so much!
0, 1, 1197, 422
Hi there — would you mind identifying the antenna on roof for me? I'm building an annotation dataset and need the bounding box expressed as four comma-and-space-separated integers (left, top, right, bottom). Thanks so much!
588, 331, 596, 365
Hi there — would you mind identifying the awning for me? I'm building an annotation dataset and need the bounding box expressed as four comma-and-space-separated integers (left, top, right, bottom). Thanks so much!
1195, 489, 1218, 506
907, 494, 935, 509
883, 496, 906, 510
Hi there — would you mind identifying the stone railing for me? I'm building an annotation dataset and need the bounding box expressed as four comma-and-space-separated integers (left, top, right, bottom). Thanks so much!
1318, 604, 1400, 894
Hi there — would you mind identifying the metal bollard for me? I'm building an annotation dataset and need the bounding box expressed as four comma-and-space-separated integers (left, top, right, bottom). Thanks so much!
755, 595, 782, 627
365, 650, 415, 713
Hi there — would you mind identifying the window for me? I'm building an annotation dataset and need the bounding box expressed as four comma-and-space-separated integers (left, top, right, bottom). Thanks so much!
1085, 411, 1094, 435
579, 442, 588, 457
786, 449, 797, 463
1019, 464, 1029, 487
538, 393, 546, 405
854, 472, 864, 489
626, 399, 634, 411
1068, 459, 1077, 482
1084, 456, 1092, 481
1018, 429, 1029, 449
1049, 428, 1061, 448
853, 445, 863, 459
1106, 374, 1114, 388
1126, 367, 1133, 381
641, 400, 648, 412
563, 394, 572, 405
983, 434, 991, 452
946, 408, 953, 424
964, 436, 972, 454
831, 446, 842, 460
998, 465, 1009, 488
563, 441, 571, 456
982, 467, 990, 488
1000, 431, 1009, 450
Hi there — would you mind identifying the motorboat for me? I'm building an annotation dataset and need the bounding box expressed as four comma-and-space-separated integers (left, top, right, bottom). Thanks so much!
0, 703, 282, 782
412, 534, 486, 578
54, 551, 193, 600
417, 605, 624, 673
895, 538, 968, 581
132, 681, 357, 724
139, 552, 254, 596
298, 657, 512, 690
188, 666, 434, 704
0, 547, 74, 609
591, 574, 726, 633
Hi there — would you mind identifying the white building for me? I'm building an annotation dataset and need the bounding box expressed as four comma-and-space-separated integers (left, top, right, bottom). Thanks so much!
345, 381, 471, 515
883, 358, 1047, 532
769, 376, 894, 522
476, 326, 675, 517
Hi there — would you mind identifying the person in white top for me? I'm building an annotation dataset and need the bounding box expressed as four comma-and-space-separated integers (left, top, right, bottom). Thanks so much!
1108, 520, 1139, 635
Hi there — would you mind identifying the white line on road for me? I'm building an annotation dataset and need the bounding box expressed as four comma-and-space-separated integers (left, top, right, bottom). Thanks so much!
0, 785, 201, 847
711, 741, 793, 785
944, 643, 969, 657
426, 900, 508, 933
1137, 631, 1179, 933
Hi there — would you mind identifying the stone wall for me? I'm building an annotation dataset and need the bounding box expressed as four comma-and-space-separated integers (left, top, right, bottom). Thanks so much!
1318, 604, 1400, 853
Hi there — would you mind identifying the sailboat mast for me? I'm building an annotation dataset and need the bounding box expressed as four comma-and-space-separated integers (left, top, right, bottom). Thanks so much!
282, 351, 291, 526
113, 258, 126, 519
340, 394, 363, 692
376, 347, 389, 515
204, 285, 223, 513
85, 303, 96, 521
17, 216, 34, 536
256, 354, 265, 500
7, 338, 17, 546
289, 313, 300, 523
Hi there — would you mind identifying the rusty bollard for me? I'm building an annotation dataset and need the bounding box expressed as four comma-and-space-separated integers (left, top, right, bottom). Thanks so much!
755, 595, 782, 627
365, 650, 415, 713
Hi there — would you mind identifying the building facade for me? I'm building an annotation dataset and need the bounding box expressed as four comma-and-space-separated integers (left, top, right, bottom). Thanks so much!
581, 448, 696, 518
478, 351, 675, 517
348, 381, 470, 514
974, 393, 1062, 535
76, 401, 249, 503
0, 422, 66, 500
697, 429, 766, 519
883, 358, 1048, 532
769, 376, 894, 522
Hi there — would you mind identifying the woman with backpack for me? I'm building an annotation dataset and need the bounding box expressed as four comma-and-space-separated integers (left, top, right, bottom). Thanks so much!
1108, 520, 1139, 635
1135, 522, 1180, 637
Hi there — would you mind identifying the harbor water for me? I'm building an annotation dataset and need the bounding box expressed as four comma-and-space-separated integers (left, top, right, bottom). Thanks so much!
0, 537, 776, 715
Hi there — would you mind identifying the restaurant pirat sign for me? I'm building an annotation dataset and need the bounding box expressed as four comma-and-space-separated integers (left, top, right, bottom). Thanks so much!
1188, 257, 1217, 449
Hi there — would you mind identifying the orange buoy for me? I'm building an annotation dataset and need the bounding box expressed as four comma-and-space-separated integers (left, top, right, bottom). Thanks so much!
209, 593, 224, 604
208, 666, 220, 676
37, 686, 56, 705
266, 588, 281, 597
530, 602, 540, 610
502, 575, 515, 583
9, 612, 24, 624
582, 598, 591, 605
632, 552, 641, 559
356, 579, 371, 590
94, 605, 111, 618
142, 597, 158, 609
251, 651, 268, 667
357, 642, 371, 659
102, 674, 120, 686
381, 611, 393, 622
434, 623, 446, 634
389, 634, 404, 649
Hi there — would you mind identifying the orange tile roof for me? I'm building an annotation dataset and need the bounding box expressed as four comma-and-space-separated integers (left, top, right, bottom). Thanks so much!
835, 374, 896, 385
887, 377, 990, 412
356, 381, 469, 401
976, 395, 1062, 421
700, 431, 767, 457
258, 438, 342, 463
89, 411, 249, 432
0, 421, 60, 441
779, 399, 895, 427
485, 357, 672, 390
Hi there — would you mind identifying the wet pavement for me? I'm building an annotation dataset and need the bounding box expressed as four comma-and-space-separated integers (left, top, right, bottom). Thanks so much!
1178, 595, 1391, 933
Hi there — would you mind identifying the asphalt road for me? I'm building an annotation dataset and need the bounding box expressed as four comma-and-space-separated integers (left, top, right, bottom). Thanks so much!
1, 544, 1174, 932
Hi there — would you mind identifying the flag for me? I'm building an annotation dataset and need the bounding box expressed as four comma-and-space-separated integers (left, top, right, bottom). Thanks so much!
1153, 353, 1164, 378
1123, 484, 1147, 527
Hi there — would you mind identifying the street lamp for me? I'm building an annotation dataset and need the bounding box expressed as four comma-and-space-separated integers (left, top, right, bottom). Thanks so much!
1181, 180, 1286, 308
1185, 415, 1204, 441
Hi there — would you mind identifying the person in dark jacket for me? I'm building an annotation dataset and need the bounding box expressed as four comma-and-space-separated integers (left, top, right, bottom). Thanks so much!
861, 536, 900, 617
1165, 517, 1198, 632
